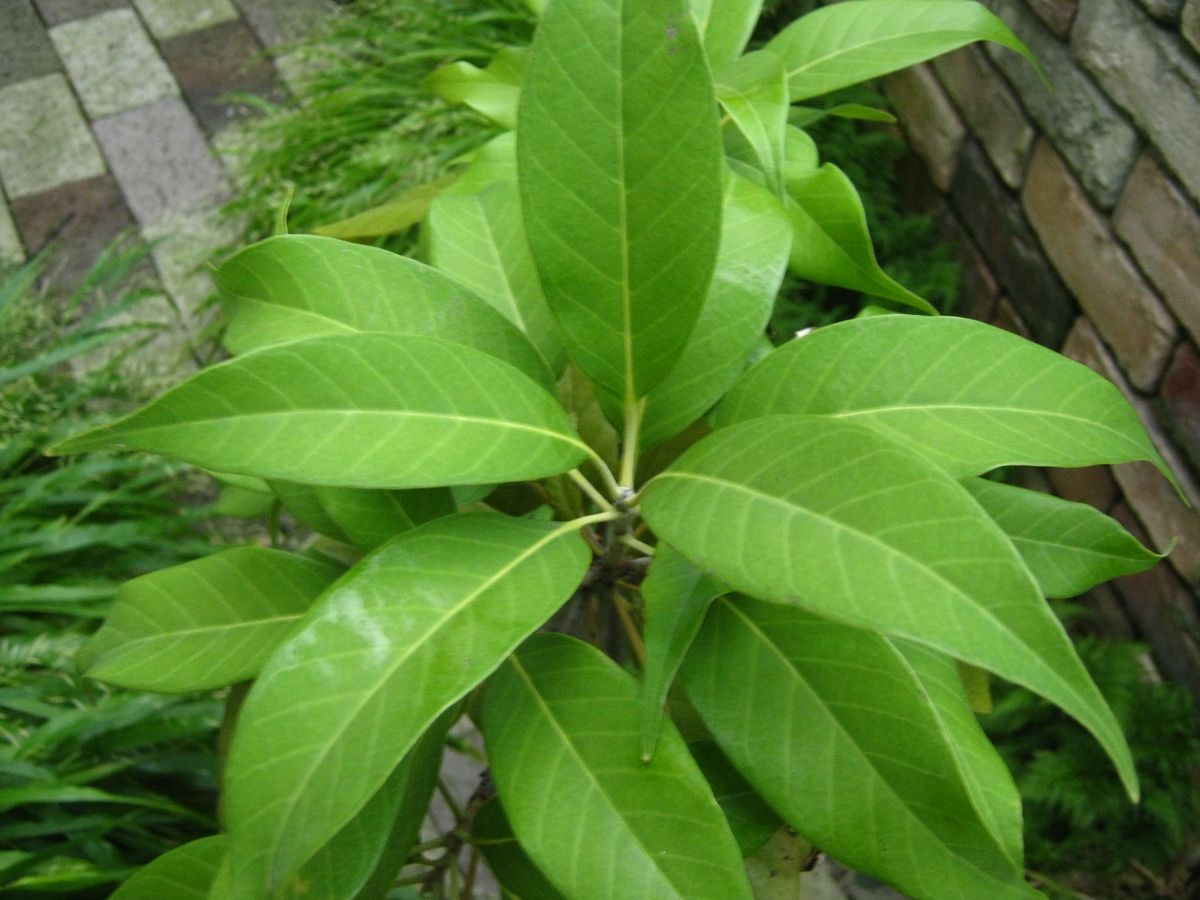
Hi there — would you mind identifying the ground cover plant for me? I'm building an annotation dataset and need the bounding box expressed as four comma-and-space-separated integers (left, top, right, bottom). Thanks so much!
53, 1, 1180, 897
0, 248, 222, 894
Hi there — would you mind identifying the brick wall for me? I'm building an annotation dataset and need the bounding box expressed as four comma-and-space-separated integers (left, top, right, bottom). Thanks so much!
884, 0, 1200, 699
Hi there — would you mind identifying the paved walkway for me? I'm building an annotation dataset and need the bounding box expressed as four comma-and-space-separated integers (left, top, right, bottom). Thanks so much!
0, 0, 328, 354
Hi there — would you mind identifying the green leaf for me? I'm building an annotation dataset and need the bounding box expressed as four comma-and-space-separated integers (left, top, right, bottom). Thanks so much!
687, 740, 780, 857
311, 175, 458, 241
715, 52, 789, 197
223, 513, 589, 893
690, 0, 763, 70
80, 548, 341, 692
785, 163, 936, 314
426, 135, 565, 371
788, 102, 897, 128
682, 597, 1034, 898
519, 0, 724, 402
111, 835, 225, 900
640, 545, 726, 761
212, 483, 275, 519
214, 234, 554, 390
642, 415, 1137, 798
640, 172, 791, 448
314, 486, 456, 551
715, 315, 1174, 481
766, 0, 1034, 101
423, 48, 526, 129
51, 334, 590, 489
473, 798, 567, 900
268, 480, 349, 541
483, 634, 752, 899
963, 478, 1163, 598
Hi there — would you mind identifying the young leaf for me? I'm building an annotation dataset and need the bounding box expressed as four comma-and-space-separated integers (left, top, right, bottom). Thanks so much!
222, 513, 589, 894
693, 0, 763, 70
51, 334, 591, 489
423, 47, 526, 129
314, 486, 456, 551
426, 135, 565, 371
963, 478, 1163, 598
111, 835, 225, 900
214, 234, 554, 390
79, 548, 341, 693
642, 415, 1137, 798
715, 51, 789, 197
519, 0, 724, 402
682, 597, 1034, 898
785, 163, 937, 314
640, 172, 791, 449
716, 316, 1174, 482
311, 175, 458, 241
766, 0, 1034, 101
484, 634, 752, 899
641, 545, 726, 761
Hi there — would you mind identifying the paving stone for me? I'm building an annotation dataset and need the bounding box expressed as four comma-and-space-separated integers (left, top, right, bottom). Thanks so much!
1111, 503, 1200, 702
1136, 0, 1185, 22
1162, 342, 1200, 472
1184, 0, 1200, 53
0, 200, 24, 265
0, 74, 106, 200
932, 46, 1032, 188
93, 97, 227, 225
142, 210, 238, 324
949, 140, 1076, 348
1026, 0, 1078, 36
10, 174, 136, 289
1061, 317, 1200, 585
33, 0, 126, 26
131, 0, 237, 39
1114, 153, 1200, 349
50, 9, 178, 119
161, 19, 285, 135
236, 0, 331, 48
1023, 140, 1177, 391
1072, 0, 1200, 205
883, 65, 965, 192
0, 0, 61, 88
984, 0, 1141, 209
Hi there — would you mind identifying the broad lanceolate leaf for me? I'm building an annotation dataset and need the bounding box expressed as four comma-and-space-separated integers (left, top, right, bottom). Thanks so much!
426, 134, 565, 371
52, 334, 590, 489
682, 597, 1034, 898
423, 47, 526, 129
311, 175, 457, 240
691, 0, 763, 70
641, 545, 726, 761
963, 478, 1162, 598
79, 548, 341, 692
519, 0, 724, 402
223, 513, 589, 894
715, 52, 789, 197
112, 835, 225, 900
640, 172, 791, 448
687, 740, 780, 857
473, 799, 567, 900
314, 486, 455, 551
214, 234, 554, 390
785, 163, 936, 314
484, 634, 751, 900
716, 315, 1174, 481
766, 0, 1034, 101
642, 415, 1137, 798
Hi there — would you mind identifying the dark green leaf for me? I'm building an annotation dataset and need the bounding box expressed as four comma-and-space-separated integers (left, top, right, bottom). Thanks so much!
315, 486, 456, 551
473, 798, 567, 900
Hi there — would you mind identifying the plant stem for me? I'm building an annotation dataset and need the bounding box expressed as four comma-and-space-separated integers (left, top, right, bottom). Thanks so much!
614, 591, 646, 666
566, 509, 624, 533
438, 778, 465, 823
569, 468, 614, 512
619, 397, 646, 489
618, 534, 655, 556
588, 450, 624, 500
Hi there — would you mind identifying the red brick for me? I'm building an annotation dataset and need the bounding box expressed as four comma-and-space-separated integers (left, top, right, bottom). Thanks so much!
1024, 140, 1177, 390
1027, 0, 1079, 35
1048, 465, 1119, 511
1114, 153, 1200, 348
1062, 318, 1200, 583
884, 64, 965, 192
1111, 503, 1200, 701
932, 46, 1033, 188
1162, 342, 1200, 471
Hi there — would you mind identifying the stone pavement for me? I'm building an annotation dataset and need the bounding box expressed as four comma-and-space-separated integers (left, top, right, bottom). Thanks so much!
0, 0, 328, 355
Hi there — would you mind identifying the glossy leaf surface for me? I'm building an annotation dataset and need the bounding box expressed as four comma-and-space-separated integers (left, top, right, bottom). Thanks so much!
214, 234, 553, 389
682, 597, 1033, 898
964, 478, 1162, 598
690, 0, 762, 69
112, 835, 225, 900
80, 548, 341, 692
687, 739, 780, 857
53, 334, 590, 489
785, 164, 935, 314
640, 172, 791, 448
423, 48, 525, 129
473, 799, 567, 900
222, 514, 589, 893
519, 0, 723, 401
715, 52, 789, 196
484, 634, 751, 899
643, 415, 1136, 797
767, 0, 1033, 101
716, 316, 1172, 480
